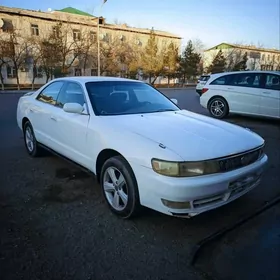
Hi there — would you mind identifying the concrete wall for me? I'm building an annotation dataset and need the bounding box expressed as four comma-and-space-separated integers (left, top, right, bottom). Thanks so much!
0, 6, 181, 86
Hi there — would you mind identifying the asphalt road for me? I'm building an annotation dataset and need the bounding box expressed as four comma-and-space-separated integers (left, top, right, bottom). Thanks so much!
0, 89, 279, 280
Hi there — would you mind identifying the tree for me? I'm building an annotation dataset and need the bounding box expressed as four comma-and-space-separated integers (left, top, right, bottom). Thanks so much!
164, 41, 180, 84
141, 28, 167, 84
24, 37, 43, 89
100, 34, 137, 77
38, 38, 61, 82
232, 52, 248, 71
46, 22, 81, 78
1, 30, 30, 90
76, 29, 97, 75
0, 39, 9, 90
180, 40, 201, 82
208, 50, 226, 74
192, 38, 205, 54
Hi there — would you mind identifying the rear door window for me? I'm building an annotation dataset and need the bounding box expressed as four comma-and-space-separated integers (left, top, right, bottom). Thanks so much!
229, 73, 262, 88
264, 74, 280, 90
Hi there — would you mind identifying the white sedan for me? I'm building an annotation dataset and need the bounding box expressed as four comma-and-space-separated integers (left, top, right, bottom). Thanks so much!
17, 77, 268, 219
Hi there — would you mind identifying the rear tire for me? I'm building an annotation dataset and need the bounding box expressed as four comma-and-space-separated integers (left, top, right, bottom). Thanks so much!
208, 97, 229, 119
23, 121, 43, 157
100, 156, 141, 219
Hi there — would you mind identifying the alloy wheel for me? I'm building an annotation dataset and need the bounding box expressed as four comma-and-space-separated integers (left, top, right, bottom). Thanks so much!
210, 100, 225, 117
103, 167, 128, 211
25, 126, 35, 152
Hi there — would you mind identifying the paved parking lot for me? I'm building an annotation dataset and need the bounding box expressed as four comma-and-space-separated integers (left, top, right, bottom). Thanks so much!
1, 89, 279, 280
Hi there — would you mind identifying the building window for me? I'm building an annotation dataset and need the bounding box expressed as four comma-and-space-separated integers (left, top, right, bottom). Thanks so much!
7, 66, 16, 78
73, 29, 81, 41
119, 34, 126, 41
98, 17, 104, 25
52, 26, 60, 38
31, 24, 39, 36
90, 31, 96, 41
261, 65, 273, 71
272, 55, 275, 62
33, 66, 44, 78
75, 68, 81, 76
91, 69, 97, 76
1, 18, 14, 33
261, 54, 265, 61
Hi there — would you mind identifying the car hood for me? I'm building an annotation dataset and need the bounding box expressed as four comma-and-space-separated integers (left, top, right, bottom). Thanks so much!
105, 110, 264, 161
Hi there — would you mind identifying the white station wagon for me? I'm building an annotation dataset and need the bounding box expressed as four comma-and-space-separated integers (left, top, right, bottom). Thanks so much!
200, 70, 280, 119
17, 77, 268, 219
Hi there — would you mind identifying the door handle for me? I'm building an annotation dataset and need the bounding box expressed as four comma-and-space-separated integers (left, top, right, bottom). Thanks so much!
50, 116, 57, 121
262, 92, 271, 94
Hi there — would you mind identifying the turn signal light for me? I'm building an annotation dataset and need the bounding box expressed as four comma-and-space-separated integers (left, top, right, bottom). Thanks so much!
201, 88, 209, 94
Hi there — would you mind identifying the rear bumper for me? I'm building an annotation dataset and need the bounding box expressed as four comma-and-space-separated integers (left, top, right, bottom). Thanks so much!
200, 94, 208, 109
196, 89, 202, 95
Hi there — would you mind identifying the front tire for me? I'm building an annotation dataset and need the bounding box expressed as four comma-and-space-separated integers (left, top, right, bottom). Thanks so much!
23, 121, 43, 157
208, 97, 229, 119
100, 156, 141, 219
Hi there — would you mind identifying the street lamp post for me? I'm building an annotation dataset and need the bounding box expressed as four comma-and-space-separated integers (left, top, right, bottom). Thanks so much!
97, 18, 101, 76
97, 0, 107, 76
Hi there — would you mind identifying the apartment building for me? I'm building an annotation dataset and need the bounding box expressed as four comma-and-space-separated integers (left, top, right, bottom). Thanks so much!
0, 5, 181, 86
204, 43, 280, 72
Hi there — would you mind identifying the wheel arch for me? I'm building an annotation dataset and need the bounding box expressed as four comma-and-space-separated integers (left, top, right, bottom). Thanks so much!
96, 148, 127, 183
22, 117, 30, 130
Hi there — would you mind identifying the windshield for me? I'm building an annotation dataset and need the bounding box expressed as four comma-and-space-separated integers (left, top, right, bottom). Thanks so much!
85, 81, 179, 116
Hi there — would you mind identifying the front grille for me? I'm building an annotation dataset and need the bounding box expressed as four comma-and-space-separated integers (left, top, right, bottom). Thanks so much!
217, 146, 264, 173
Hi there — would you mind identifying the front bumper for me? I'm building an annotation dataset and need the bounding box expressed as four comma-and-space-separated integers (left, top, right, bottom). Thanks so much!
131, 154, 268, 218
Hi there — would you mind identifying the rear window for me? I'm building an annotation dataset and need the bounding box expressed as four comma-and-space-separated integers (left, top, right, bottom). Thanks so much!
199, 75, 210, 82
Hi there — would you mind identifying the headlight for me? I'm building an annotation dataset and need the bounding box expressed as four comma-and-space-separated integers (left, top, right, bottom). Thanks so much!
151, 159, 220, 177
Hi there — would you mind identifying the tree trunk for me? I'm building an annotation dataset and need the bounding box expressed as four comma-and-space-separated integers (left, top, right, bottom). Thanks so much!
45, 69, 50, 83
0, 65, 5, 90
83, 55, 88, 75
32, 75, 36, 90
15, 67, 20, 90
151, 76, 158, 85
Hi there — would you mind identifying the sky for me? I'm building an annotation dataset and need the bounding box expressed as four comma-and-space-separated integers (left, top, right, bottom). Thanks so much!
1, 0, 280, 50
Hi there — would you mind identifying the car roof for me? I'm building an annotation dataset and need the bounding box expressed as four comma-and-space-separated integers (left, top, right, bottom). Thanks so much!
205, 70, 280, 83
209, 70, 280, 77
51, 76, 143, 84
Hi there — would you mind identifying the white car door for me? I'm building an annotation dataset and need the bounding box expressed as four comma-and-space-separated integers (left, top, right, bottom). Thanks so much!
225, 73, 262, 115
259, 73, 280, 118
29, 81, 65, 148
49, 81, 93, 169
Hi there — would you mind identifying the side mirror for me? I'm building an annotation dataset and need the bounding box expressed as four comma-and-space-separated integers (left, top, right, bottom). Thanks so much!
63, 103, 84, 114
171, 98, 178, 105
